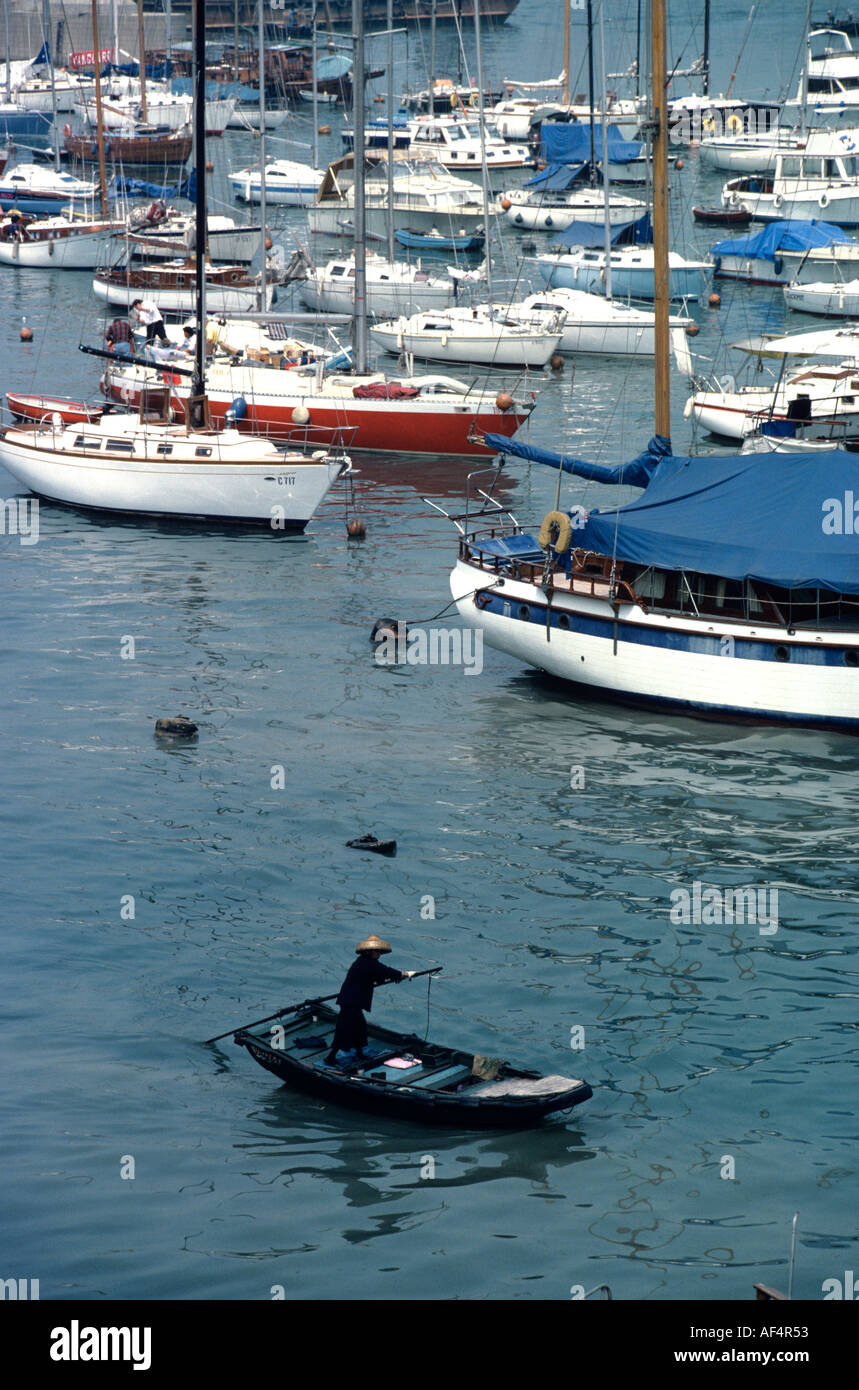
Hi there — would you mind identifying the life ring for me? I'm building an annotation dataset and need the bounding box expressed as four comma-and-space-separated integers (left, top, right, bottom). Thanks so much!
469, 92, 479, 108
727, 113, 742, 134
474, 590, 493, 609
703, 116, 715, 134
538, 509, 573, 554
819, 192, 830, 209
773, 192, 784, 209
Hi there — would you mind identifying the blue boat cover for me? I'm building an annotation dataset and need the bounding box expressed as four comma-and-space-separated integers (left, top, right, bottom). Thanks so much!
114, 170, 196, 199
481, 433, 859, 593
709, 217, 851, 261
548, 211, 653, 249
524, 161, 588, 191
540, 123, 644, 166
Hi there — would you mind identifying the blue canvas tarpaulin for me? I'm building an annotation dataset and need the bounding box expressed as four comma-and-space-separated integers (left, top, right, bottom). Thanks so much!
481, 433, 859, 594
524, 161, 588, 191
709, 217, 851, 261
540, 123, 644, 166
548, 211, 653, 249
114, 170, 196, 199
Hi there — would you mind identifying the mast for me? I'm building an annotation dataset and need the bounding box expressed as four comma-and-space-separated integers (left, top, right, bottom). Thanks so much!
192, 0, 207, 412
90, 0, 109, 219
386, 0, 395, 263
352, 0, 368, 375
598, 0, 612, 300
586, 0, 596, 183
429, 0, 437, 112
311, 0, 319, 170
651, 0, 669, 438
563, 0, 570, 105
474, 0, 492, 295
702, 0, 710, 97
799, 0, 812, 139
4, 0, 11, 104
136, 0, 148, 123
43, 0, 60, 172
233, 0, 239, 80
258, 0, 267, 311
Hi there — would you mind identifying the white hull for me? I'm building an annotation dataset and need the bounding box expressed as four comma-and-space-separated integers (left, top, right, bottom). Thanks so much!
92, 275, 272, 314
81, 96, 235, 135
300, 275, 453, 316
451, 558, 859, 725
504, 193, 646, 232
370, 319, 561, 367
226, 105, 290, 131
0, 225, 120, 268
230, 173, 323, 207
784, 280, 859, 315
124, 224, 262, 264
0, 427, 345, 525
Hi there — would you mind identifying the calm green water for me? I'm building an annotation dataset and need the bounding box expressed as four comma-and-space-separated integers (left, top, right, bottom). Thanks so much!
1, 0, 857, 1302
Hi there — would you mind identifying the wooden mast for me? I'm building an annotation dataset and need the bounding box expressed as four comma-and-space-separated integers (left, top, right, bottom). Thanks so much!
90, 0, 109, 220
563, 0, 570, 105
191, 0, 207, 425
651, 0, 670, 440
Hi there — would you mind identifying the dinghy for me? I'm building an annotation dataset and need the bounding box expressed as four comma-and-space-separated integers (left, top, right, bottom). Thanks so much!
229, 999, 592, 1127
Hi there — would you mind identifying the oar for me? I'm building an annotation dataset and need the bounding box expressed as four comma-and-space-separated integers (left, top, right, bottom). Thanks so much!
204, 967, 442, 1045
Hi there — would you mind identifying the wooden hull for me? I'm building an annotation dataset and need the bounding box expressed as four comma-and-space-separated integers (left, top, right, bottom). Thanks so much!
64, 132, 192, 166
6, 393, 104, 424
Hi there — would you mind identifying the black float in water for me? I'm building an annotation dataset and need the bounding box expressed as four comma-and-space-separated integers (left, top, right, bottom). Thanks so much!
346, 833, 397, 857
370, 617, 405, 642
155, 715, 198, 738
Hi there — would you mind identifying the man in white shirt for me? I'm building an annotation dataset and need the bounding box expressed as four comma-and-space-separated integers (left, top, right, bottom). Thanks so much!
131, 298, 169, 345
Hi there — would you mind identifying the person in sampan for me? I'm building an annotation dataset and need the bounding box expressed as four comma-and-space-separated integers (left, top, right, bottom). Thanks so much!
325, 935, 415, 1067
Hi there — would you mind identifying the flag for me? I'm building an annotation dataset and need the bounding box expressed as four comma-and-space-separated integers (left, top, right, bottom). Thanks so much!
30, 42, 50, 67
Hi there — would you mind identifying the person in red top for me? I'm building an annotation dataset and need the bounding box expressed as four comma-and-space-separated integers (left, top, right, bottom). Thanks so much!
324, 935, 415, 1067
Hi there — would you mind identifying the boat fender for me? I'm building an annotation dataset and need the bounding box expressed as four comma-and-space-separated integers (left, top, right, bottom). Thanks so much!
538, 509, 573, 554
712, 255, 721, 273
773, 192, 784, 209
819, 192, 830, 209
514, 212, 523, 225
441, 334, 448, 346
48, 238, 54, 256
474, 590, 494, 610
773, 255, 783, 276
226, 395, 247, 423
63, 123, 71, 137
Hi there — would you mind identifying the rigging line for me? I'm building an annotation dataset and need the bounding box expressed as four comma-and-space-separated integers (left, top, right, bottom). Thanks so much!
423, 970, 433, 1041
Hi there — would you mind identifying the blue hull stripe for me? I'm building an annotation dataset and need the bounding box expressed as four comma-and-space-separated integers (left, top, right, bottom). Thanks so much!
479, 592, 858, 667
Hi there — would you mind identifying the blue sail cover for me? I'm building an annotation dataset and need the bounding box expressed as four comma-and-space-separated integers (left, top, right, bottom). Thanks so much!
481, 434, 859, 594
709, 218, 851, 261
524, 161, 588, 191
540, 123, 644, 166
549, 211, 653, 249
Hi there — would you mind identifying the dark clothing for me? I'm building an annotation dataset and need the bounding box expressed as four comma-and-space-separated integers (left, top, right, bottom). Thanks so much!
106, 317, 133, 346
337, 955, 403, 1011
325, 955, 403, 1064
145, 319, 169, 345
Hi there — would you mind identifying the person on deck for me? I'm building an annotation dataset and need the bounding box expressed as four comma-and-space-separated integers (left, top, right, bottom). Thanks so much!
105, 317, 134, 357
324, 935, 415, 1067
181, 324, 197, 356
131, 298, 169, 345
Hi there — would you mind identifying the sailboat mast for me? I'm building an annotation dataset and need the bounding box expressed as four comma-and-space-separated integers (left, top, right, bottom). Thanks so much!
474, 0, 492, 296
563, 0, 570, 104
352, 0, 368, 375
386, 0, 394, 263
311, 0, 319, 169
137, 0, 148, 123
90, 0, 109, 220
258, 0, 267, 310
651, 0, 669, 438
598, 0, 612, 299
43, 0, 60, 172
429, 0, 437, 112
4, 0, 11, 104
586, 0, 596, 182
193, 0, 207, 403
702, 0, 710, 97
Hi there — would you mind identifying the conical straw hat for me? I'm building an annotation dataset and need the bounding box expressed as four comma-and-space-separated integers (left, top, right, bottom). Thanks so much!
355, 934, 391, 954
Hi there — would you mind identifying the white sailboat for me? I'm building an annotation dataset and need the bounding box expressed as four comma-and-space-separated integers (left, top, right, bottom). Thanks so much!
0, 0, 350, 530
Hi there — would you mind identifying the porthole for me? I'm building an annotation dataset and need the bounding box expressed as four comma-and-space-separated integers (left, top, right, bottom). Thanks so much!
517, 604, 531, 621
846, 649, 859, 667
558, 613, 571, 630
774, 645, 789, 662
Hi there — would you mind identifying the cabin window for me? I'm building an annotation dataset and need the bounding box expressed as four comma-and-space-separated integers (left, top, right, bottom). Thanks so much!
157, 443, 173, 455
195, 446, 212, 457
74, 435, 103, 449
106, 438, 134, 452
330, 266, 345, 276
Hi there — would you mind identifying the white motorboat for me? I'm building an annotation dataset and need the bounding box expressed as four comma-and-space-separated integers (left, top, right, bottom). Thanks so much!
299, 251, 456, 316
537, 243, 709, 301
370, 307, 563, 367
120, 211, 264, 264
0, 162, 100, 215
723, 143, 859, 224
307, 156, 485, 239
501, 184, 647, 232
708, 217, 855, 286
399, 116, 533, 171
226, 102, 290, 131
229, 158, 324, 207
784, 277, 859, 314
490, 287, 692, 355
784, 28, 859, 126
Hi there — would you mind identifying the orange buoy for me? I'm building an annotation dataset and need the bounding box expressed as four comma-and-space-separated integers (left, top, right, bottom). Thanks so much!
20, 323, 33, 341
346, 518, 367, 539
373, 95, 384, 103
708, 292, 721, 308
550, 353, 564, 371
675, 158, 684, 170
500, 197, 511, 210
495, 391, 514, 412
205, 159, 214, 171
318, 124, 331, 135
685, 322, 700, 336
265, 236, 272, 250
